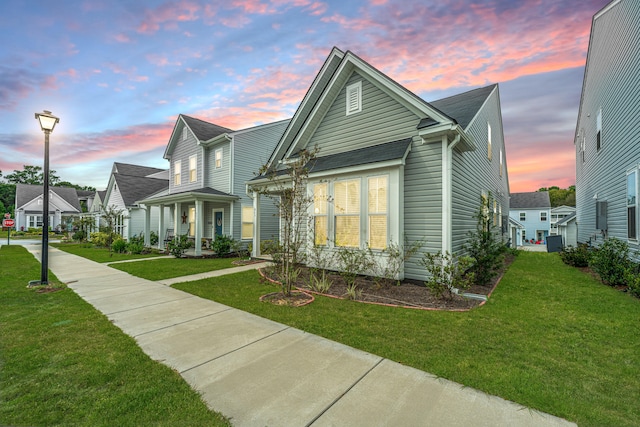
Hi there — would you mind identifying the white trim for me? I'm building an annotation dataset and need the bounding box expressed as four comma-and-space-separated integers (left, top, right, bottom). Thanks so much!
346, 81, 362, 115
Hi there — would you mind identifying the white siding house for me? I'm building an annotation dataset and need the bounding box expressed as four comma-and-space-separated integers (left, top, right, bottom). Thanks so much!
575, 0, 640, 255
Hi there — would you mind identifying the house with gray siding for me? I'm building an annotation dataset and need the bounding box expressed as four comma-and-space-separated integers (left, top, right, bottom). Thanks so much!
139, 115, 287, 255
575, 0, 640, 254
249, 47, 510, 281
14, 184, 82, 232
100, 162, 170, 240
508, 191, 551, 246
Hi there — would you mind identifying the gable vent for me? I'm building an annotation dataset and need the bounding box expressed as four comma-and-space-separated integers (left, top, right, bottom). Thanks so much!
346, 81, 362, 115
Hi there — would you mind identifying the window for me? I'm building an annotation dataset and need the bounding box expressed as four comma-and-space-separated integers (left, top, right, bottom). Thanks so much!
242, 206, 254, 240
188, 207, 195, 237
334, 179, 360, 247
493, 199, 498, 227
628, 170, 637, 239
182, 127, 188, 140
313, 183, 328, 246
368, 176, 388, 249
487, 122, 492, 160
174, 160, 181, 186
519, 212, 526, 222
580, 129, 585, 163
499, 150, 503, 177
540, 211, 547, 222
499, 204, 503, 228
189, 155, 197, 182
215, 148, 223, 169
346, 81, 362, 116
596, 108, 602, 151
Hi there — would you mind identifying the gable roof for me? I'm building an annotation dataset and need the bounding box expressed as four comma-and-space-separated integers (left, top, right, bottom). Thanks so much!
182, 115, 234, 141
430, 85, 497, 130
113, 162, 165, 177
510, 191, 551, 209
15, 184, 82, 211
556, 213, 577, 226
308, 138, 412, 174
113, 174, 169, 207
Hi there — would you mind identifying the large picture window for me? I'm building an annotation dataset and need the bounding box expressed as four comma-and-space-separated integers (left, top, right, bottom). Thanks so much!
627, 170, 637, 239
313, 183, 328, 246
242, 206, 254, 240
334, 179, 360, 247
368, 176, 387, 249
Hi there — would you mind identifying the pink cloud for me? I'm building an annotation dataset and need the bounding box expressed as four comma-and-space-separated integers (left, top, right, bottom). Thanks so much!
137, 0, 200, 34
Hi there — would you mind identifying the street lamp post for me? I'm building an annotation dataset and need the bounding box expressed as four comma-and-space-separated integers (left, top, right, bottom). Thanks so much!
34, 110, 59, 286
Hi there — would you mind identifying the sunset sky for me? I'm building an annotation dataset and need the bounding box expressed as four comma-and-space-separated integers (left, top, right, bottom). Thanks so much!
0, 0, 610, 192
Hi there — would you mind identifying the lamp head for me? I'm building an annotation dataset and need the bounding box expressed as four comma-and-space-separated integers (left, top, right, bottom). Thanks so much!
35, 110, 60, 133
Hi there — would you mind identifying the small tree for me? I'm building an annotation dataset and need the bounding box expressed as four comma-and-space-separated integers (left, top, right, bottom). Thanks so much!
464, 193, 506, 286
100, 205, 127, 257
257, 147, 318, 296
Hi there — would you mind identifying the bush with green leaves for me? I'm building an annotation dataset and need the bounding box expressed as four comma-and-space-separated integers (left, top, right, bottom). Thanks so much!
624, 265, 640, 298
559, 244, 592, 267
420, 251, 475, 299
211, 234, 234, 257
590, 238, 631, 287
167, 235, 192, 258
72, 230, 86, 242
126, 241, 145, 254
111, 238, 127, 253
335, 246, 376, 289
377, 238, 425, 286
150, 230, 159, 246
90, 231, 110, 247
463, 194, 506, 286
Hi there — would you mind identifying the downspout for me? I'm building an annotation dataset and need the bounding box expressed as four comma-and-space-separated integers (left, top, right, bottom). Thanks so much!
442, 134, 461, 255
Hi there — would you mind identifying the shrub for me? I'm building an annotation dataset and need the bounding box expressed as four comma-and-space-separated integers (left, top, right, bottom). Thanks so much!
590, 238, 631, 287
624, 265, 640, 298
308, 270, 333, 293
72, 230, 86, 242
335, 246, 376, 289
421, 251, 475, 299
260, 239, 280, 255
378, 238, 425, 286
167, 235, 192, 258
211, 235, 234, 256
90, 232, 110, 247
150, 230, 159, 246
560, 244, 591, 267
111, 238, 127, 253
126, 242, 145, 255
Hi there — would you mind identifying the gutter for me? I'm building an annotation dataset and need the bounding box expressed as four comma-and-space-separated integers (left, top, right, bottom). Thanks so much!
442, 134, 461, 254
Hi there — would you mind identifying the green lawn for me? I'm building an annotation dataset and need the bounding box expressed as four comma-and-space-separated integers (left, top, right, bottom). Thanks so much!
52, 242, 163, 263
173, 252, 640, 427
0, 245, 230, 427
109, 257, 242, 280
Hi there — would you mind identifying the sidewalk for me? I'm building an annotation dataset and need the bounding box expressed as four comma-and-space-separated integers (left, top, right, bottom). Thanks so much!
25, 245, 575, 427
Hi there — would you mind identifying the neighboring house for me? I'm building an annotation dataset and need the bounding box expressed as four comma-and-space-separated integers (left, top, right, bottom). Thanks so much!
508, 217, 526, 247
509, 191, 551, 244
550, 205, 576, 236
556, 213, 578, 247
139, 115, 289, 254
249, 47, 510, 281
14, 183, 82, 232
87, 190, 107, 230
575, 0, 640, 254
76, 190, 96, 213
101, 162, 170, 240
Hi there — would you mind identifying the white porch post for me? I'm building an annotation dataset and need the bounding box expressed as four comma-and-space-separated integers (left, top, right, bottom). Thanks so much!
195, 199, 203, 256
175, 202, 182, 236
252, 191, 261, 258
158, 204, 165, 250
143, 205, 151, 246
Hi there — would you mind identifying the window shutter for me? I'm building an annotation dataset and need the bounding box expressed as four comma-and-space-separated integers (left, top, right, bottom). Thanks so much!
346, 81, 362, 115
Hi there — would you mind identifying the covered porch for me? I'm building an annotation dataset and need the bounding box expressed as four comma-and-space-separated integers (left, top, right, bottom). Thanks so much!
138, 188, 239, 256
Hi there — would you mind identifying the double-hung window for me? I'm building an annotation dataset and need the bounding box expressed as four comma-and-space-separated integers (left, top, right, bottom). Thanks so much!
334, 179, 360, 247
596, 108, 602, 151
627, 170, 637, 239
540, 211, 547, 222
189, 155, 197, 182
487, 122, 492, 160
313, 183, 328, 246
174, 160, 181, 186
215, 148, 223, 169
368, 176, 388, 250
242, 206, 254, 240
520, 212, 526, 222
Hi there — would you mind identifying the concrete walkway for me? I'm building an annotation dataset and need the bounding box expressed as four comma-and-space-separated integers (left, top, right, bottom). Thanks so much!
24, 244, 575, 427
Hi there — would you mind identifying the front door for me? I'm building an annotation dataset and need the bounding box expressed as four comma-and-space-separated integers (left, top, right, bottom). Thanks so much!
213, 210, 223, 237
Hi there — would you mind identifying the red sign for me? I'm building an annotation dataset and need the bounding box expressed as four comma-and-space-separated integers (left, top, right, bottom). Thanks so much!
2, 219, 15, 227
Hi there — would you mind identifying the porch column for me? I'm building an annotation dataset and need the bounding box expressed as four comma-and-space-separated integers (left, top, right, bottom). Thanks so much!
252, 191, 261, 258
158, 204, 165, 250
174, 202, 182, 236
143, 204, 151, 246
195, 199, 203, 256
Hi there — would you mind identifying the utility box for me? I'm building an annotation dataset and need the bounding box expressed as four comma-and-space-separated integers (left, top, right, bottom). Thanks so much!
547, 235, 563, 253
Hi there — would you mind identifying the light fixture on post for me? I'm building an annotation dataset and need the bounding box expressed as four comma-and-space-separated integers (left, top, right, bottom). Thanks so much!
32, 110, 59, 287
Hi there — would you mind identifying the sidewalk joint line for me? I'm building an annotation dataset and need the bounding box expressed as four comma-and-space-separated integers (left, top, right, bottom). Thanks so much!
104, 294, 195, 315
306, 357, 385, 427
180, 326, 291, 374
133, 308, 234, 337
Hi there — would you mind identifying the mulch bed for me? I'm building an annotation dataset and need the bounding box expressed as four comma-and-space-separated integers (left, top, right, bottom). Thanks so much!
260, 255, 514, 311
